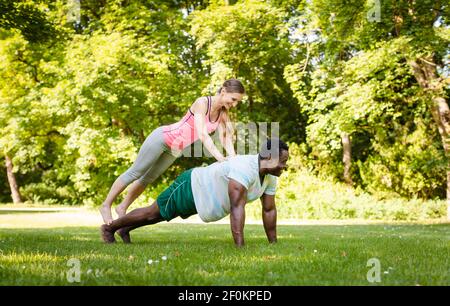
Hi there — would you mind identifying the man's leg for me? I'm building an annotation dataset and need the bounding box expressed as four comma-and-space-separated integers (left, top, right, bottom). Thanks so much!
100, 201, 164, 243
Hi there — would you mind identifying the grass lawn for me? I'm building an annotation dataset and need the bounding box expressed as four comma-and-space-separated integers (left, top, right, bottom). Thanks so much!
0, 210, 449, 285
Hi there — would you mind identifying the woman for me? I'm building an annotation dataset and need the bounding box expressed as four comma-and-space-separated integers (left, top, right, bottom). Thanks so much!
100, 79, 245, 224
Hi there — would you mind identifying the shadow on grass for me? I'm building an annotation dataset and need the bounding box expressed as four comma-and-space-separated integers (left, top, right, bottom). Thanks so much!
0, 209, 67, 215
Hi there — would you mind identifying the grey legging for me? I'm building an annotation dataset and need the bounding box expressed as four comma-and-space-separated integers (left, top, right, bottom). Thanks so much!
118, 126, 178, 187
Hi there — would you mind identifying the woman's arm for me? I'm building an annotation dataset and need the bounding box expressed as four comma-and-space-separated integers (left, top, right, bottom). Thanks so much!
192, 98, 226, 162
218, 116, 236, 157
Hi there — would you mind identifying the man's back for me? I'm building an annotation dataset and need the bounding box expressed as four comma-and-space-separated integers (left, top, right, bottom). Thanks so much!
191, 154, 277, 222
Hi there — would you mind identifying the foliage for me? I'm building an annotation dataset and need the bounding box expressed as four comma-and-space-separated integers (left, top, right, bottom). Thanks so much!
0, 0, 448, 215
284, 0, 449, 199
244, 143, 447, 221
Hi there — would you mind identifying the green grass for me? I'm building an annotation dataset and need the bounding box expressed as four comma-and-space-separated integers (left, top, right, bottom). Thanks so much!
1, 222, 449, 285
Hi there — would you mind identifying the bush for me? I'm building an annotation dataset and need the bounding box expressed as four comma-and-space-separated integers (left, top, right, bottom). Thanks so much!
244, 143, 447, 221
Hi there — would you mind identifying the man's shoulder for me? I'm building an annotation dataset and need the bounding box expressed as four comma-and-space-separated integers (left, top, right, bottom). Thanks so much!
193, 155, 258, 177
228, 155, 258, 173
228, 154, 258, 166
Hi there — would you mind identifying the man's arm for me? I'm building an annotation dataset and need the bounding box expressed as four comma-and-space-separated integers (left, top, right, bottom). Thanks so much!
228, 179, 248, 247
261, 193, 277, 244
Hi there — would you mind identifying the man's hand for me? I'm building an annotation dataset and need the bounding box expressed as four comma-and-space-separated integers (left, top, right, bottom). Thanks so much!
228, 179, 247, 247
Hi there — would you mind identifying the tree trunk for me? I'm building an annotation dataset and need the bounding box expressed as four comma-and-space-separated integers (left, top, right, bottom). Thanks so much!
341, 133, 353, 185
448, 171, 450, 219
409, 56, 450, 219
5, 154, 22, 204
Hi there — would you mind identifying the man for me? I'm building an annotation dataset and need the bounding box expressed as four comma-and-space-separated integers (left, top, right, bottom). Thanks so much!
100, 138, 289, 247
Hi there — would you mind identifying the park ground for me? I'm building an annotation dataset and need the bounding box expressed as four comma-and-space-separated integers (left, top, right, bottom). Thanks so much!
0, 205, 449, 286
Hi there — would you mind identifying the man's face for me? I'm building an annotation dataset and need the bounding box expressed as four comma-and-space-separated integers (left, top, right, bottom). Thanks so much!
265, 150, 289, 177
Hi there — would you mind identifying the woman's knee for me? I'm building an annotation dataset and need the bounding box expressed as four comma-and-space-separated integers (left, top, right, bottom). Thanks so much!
119, 169, 144, 186
138, 174, 156, 187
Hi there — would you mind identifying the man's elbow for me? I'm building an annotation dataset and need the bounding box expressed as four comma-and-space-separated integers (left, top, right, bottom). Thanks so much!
231, 228, 243, 236
263, 207, 276, 215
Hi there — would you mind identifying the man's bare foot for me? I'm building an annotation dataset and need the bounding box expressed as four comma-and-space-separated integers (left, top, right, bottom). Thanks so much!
115, 205, 127, 219
99, 204, 113, 225
117, 228, 131, 244
100, 224, 116, 243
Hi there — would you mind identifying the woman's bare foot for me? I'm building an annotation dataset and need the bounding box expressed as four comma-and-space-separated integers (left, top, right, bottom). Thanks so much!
117, 228, 131, 244
115, 204, 127, 219
100, 224, 116, 243
99, 204, 113, 225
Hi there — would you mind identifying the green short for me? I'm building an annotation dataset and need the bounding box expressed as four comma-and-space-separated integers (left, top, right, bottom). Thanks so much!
156, 169, 197, 221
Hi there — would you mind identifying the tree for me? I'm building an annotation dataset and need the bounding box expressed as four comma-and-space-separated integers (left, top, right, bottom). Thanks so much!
0, 0, 57, 42
4, 154, 22, 203
0, 0, 210, 204
190, 0, 306, 143
285, 0, 449, 216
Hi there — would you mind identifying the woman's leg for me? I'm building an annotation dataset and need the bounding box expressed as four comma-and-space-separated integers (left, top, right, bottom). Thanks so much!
114, 180, 146, 219
99, 128, 166, 224
99, 178, 128, 225
115, 151, 178, 218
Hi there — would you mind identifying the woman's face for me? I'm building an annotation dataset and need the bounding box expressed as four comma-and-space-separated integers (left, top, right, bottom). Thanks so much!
220, 90, 244, 110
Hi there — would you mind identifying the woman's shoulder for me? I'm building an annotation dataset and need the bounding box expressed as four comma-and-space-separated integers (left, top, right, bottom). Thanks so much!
190, 96, 209, 114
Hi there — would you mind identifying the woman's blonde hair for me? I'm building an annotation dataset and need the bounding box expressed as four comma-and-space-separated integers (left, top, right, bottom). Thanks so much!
218, 79, 244, 142
217, 78, 245, 95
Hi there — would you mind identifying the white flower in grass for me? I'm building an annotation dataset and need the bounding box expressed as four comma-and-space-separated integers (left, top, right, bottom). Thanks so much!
313, 250, 318, 253
147, 259, 153, 265
162, 256, 167, 261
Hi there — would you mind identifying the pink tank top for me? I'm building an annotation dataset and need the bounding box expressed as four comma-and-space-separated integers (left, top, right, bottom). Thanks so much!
163, 96, 222, 151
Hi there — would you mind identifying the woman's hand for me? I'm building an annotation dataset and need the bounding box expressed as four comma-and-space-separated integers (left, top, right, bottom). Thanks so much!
217, 156, 227, 163
220, 156, 234, 162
